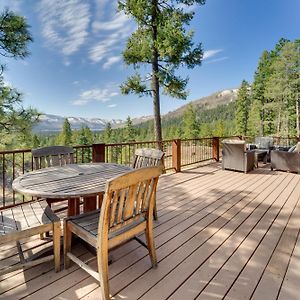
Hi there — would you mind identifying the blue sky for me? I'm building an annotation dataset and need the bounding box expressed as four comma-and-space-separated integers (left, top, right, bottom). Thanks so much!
0, 0, 299, 120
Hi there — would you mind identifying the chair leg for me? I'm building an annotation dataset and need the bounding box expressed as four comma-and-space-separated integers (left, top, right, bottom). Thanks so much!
145, 219, 157, 267
39, 199, 52, 239
97, 246, 110, 300
53, 221, 61, 272
46, 198, 52, 207
98, 193, 104, 209
153, 198, 158, 221
44, 198, 53, 238
64, 220, 72, 269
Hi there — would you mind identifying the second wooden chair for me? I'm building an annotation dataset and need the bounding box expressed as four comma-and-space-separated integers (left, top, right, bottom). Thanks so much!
31, 146, 78, 214
133, 148, 164, 220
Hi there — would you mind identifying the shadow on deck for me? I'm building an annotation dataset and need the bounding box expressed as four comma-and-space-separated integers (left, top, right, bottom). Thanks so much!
1, 162, 300, 300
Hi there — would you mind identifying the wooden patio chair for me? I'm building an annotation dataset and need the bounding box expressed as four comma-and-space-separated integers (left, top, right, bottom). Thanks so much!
31, 146, 79, 214
32, 145, 75, 169
222, 140, 255, 173
132, 148, 164, 169
64, 166, 162, 300
133, 148, 164, 220
0, 200, 61, 275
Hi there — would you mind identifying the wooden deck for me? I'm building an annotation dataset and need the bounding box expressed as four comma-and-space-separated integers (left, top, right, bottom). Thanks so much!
1, 163, 300, 300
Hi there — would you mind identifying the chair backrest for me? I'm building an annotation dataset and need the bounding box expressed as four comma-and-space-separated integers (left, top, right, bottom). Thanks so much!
222, 140, 246, 161
98, 166, 162, 248
32, 146, 74, 170
255, 137, 273, 149
132, 148, 164, 169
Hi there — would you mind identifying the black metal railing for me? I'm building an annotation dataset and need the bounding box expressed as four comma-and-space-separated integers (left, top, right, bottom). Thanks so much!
1, 135, 297, 209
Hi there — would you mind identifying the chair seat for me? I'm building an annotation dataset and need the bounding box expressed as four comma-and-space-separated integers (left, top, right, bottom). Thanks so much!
0, 200, 61, 274
68, 209, 146, 246
0, 200, 59, 242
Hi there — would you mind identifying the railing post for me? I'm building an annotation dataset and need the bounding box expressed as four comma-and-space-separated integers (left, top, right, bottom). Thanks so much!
92, 143, 105, 162
172, 139, 181, 173
212, 137, 220, 162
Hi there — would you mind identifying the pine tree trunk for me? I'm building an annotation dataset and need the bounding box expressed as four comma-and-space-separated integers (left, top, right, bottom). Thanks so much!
277, 109, 281, 135
261, 100, 265, 136
151, 0, 163, 150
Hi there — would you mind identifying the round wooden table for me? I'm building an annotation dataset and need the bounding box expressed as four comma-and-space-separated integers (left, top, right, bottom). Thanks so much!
12, 163, 132, 216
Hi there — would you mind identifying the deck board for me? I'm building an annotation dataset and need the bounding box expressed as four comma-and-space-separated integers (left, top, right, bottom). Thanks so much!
1, 163, 300, 300
278, 225, 300, 300
197, 174, 300, 300
123, 171, 292, 300
168, 173, 298, 300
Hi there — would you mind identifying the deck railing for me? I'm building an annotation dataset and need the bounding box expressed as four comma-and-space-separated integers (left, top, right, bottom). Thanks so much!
1, 135, 298, 209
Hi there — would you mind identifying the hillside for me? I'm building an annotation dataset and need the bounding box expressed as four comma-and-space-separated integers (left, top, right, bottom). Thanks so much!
134, 88, 238, 139
163, 88, 238, 120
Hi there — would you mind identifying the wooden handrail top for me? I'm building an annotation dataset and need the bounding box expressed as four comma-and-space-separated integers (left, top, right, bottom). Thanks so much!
1, 136, 298, 155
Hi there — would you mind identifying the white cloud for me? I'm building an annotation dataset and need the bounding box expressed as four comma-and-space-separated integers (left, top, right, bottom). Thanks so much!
94, 0, 111, 18
36, 0, 132, 68
108, 104, 117, 108
89, 25, 133, 64
92, 12, 130, 32
103, 56, 122, 69
37, 0, 91, 56
89, 3, 134, 67
89, 36, 119, 63
72, 87, 118, 106
203, 49, 223, 60
204, 56, 229, 64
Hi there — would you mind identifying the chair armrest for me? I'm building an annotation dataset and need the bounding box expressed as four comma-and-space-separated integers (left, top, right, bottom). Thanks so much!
271, 150, 300, 173
242, 150, 255, 173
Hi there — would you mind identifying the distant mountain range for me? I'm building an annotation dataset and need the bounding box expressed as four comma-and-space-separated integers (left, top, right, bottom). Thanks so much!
32, 88, 238, 132
33, 114, 122, 132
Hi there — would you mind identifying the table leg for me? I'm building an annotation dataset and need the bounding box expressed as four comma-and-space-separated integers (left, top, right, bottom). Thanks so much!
83, 196, 97, 213
68, 198, 80, 217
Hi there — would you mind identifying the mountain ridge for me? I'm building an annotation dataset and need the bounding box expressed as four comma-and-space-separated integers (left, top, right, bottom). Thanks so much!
32, 88, 238, 132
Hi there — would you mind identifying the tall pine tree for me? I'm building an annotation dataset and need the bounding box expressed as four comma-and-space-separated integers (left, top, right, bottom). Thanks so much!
57, 119, 72, 145
125, 116, 136, 141
119, 0, 205, 148
251, 50, 272, 135
265, 41, 300, 136
235, 80, 250, 136
247, 99, 261, 137
103, 122, 112, 143
182, 103, 199, 138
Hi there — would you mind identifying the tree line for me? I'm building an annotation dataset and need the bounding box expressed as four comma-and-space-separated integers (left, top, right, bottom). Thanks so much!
236, 38, 300, 137
28, 101, 236, 149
